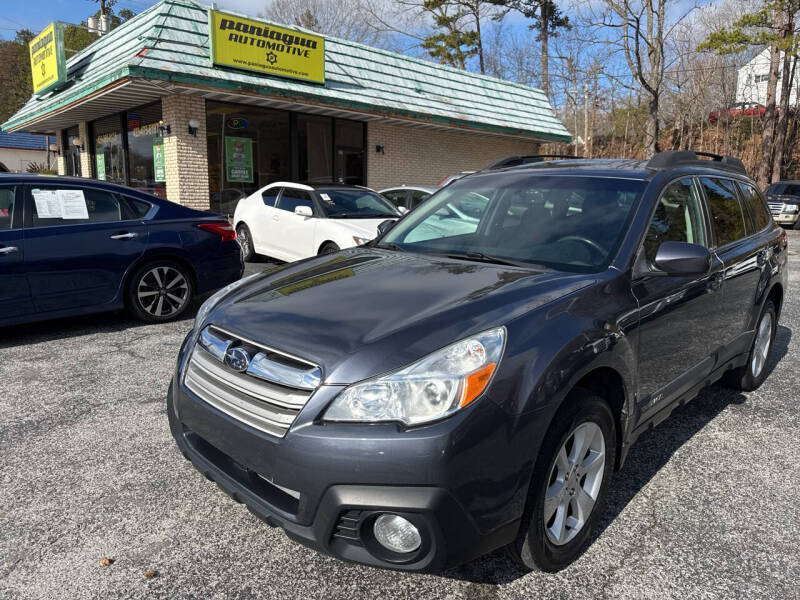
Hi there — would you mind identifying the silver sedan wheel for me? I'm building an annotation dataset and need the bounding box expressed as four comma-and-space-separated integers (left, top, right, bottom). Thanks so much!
751, 311, 773, 378
137, 266, 189, 317
544, 421, 606, 546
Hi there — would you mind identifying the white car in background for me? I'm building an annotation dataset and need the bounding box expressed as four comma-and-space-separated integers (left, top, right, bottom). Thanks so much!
233, 182, 401, 262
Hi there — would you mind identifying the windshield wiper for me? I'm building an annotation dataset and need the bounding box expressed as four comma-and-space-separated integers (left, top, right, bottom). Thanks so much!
441, 251, 528, 267
377, 242, 407, 252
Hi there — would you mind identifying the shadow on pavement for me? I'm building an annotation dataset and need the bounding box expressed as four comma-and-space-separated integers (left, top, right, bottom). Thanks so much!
442, 325, 791, 585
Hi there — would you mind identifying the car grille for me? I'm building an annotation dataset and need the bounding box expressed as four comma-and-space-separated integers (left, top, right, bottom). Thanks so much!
768, 201, 784, 215
183, 325, 322, 437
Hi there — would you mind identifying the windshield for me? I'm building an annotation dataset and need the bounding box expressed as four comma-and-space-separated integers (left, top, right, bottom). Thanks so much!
766, 183, 800, 196
317, 188, 400, 218
379, 173, 646, 272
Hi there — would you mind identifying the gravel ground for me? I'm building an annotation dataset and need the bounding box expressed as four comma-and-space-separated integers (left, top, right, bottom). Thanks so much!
1, 236, 799, 600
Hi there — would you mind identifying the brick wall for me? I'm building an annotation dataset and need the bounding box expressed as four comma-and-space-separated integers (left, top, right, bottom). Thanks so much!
78, 121, 92, 177
366, 121, 540, 189
56, 129, 66, 175
161, 95, 210, 209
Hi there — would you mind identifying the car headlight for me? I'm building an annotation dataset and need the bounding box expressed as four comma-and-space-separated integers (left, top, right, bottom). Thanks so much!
353, 235, 372, 246
193, 273, 261, 332
323, 327, 506, 425
783, 203, 800, 213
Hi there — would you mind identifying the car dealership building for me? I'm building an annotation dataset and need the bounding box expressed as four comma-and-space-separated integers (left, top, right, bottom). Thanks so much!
3, 0, 570, 210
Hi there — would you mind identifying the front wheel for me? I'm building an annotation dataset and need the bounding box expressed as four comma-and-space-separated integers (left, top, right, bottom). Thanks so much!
508, 390, 616, 572
319, 242, 340, 255
127, 261, 194, 323
723, 299, 777, 391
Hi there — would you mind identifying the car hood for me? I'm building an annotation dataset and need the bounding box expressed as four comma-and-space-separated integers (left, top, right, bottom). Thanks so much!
206, 249, 594, 384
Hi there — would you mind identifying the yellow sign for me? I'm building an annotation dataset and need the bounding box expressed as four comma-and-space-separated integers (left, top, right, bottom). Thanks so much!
209, 10, 325, 84
29, 22, 67, 95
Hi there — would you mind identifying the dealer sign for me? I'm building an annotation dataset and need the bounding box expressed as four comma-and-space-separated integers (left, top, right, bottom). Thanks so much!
209, 10, 325, 84
29, 22, 67, 95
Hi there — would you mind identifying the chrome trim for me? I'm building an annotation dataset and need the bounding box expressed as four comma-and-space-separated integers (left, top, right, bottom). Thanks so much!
198, 327, 231, 362
247, 352, 321, 391
208, 325, 319, 369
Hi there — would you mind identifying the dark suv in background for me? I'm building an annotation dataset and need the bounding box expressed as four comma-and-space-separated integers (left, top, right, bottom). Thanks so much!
168, 151, 787, 573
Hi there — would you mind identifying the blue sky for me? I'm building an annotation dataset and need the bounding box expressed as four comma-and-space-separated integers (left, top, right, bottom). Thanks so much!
0, 0, 261, 39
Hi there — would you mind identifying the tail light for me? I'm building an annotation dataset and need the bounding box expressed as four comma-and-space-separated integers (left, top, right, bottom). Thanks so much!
197, 222, 236, 242
436, 176, 448, 186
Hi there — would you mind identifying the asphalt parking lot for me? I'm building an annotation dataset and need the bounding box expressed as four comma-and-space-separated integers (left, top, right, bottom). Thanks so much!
2, 238, 799, 600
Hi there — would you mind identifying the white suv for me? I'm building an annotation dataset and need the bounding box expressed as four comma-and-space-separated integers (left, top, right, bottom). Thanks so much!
233, 182, 400, 262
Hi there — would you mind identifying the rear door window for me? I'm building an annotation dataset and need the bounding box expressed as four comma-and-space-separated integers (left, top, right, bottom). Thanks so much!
737, 182, 772, 232
382, 189, 409, 209
0, 186, 17, 230
699, 178, 748, 247
262, 188, 280, 206
27, 185, 123, 227
411, 190, 431, 207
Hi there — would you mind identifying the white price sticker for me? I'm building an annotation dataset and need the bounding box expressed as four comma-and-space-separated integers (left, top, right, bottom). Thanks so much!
58, 189, 89, 219
32, 189, 62, 218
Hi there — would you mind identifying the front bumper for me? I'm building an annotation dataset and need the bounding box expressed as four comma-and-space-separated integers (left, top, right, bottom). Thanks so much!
167, 356, 525, 571
773, 212, 800, 225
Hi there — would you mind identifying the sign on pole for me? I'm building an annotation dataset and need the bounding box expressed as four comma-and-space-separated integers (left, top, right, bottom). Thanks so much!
209, 10, 325, 84
29, 23, 67, 95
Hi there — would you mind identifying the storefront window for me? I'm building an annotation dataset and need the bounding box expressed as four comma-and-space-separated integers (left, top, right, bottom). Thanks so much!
207, 101, 290, 212
298, 115, 333, 183
64, 126, 82, 177
92, 114, 125, 184
126, 103, 166, 199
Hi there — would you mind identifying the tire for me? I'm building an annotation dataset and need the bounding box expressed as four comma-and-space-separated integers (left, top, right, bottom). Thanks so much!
723, 299, 777, 391
508, 389, 616, 572
319, 242, 340, 255
127, 260, 195, 323
236, 223, 254, 261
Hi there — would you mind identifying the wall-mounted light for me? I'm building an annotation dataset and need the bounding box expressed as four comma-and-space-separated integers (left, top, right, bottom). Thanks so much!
72, 137, 84, 152
188, 118, 200, 137
157, 120, 171, 137
48, 143, 60, 156
375, 144, 385, 154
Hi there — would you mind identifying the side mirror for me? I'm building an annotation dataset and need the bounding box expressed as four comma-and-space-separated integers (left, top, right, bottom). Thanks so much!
377, 219, 395, 236
652, 241, 711, 275
294, 205, 313, 217
398, 206, 409, 214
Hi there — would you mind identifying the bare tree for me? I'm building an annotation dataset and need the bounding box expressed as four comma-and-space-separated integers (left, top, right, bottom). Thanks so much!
264, 0, 387, 45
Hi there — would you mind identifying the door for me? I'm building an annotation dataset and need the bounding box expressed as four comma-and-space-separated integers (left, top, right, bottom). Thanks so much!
632, 177, 723, 416
336, 147, 363, 185
271, 188, 318, 260
0, 184, 34, 320
250, 186, 281, 255
23, 183, 148, 313
700, 177, 766, 358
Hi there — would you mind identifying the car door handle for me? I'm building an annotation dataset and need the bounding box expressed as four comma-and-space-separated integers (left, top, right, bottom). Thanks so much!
110, 232, 138, 240
0, 246, 18, 255
272, 215, 279, 221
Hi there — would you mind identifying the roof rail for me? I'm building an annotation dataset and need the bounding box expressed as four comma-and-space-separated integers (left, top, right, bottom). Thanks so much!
646, 150, 747, 175
484, 154, 578, 170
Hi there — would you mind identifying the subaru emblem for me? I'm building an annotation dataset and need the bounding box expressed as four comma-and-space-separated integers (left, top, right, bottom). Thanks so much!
224, 346, 251, 372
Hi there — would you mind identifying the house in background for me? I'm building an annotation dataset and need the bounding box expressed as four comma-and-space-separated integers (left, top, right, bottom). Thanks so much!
0, 131, 51, 172
736, 48, 800, 106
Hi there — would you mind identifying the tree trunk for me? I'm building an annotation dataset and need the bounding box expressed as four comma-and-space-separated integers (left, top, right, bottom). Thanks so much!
773, 18, 794, 182
646, 94, 660, 156
474, 8, 485, 74
758, 45, 780, 187
540, 3, 550, 98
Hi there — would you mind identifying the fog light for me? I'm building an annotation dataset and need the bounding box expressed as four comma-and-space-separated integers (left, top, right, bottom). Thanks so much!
373, 514, 421, 553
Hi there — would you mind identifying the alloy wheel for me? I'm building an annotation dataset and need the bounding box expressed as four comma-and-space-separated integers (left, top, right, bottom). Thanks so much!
543, 421, 606, 546
136, 266, 189, 318
751, 311, 773, 378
